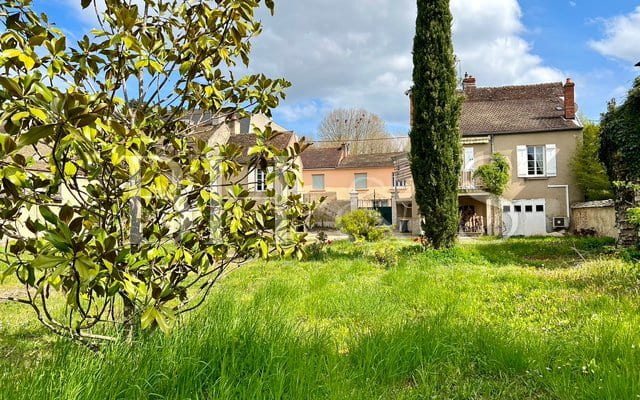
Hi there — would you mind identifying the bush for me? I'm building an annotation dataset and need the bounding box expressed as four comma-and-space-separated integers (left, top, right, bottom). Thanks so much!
304, 243, 326, 261
336, 210, 390, 242
372, 245, 399, 269
473, 153, 510, 196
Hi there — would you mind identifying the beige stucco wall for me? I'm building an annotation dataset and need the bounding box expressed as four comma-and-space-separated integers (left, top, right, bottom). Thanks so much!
207, 113, 288, 147
218, 134, 302, 197
302, 166, 413, 201
492, 129, 583, 232
572, 205, 617, 239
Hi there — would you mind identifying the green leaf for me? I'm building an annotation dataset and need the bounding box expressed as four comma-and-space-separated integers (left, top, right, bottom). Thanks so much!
81, 0, 92, 9
18, 53, 35, 70
10, 111, 29, 124
32, 254, 67, 270
28, 107, 48, 122
0, 77, 22, 96
259, 240, 268, 259
18, 124, 56, 146
1, 49, 22, 58
75, 256, 99, 282
64, 162, 77, 176
141, 307, 157, 330
39, 205, 59, 225
59, 205, 74, 223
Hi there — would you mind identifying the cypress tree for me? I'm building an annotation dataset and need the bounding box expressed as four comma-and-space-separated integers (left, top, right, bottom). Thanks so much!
410, 0, 462, 249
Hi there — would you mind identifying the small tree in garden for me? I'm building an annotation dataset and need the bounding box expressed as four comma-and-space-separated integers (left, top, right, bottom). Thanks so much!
599, 78, 640, 247
0, 0, 314, 349
410, 0, 462, 249
336, 210, 389, 242
473, 153, 509, 235
571, 121, 613, 201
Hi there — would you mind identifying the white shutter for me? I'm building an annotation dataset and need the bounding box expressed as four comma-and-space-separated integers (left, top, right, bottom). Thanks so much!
516, 145, 527, 177
251, 167, 262, 192
545, 144, 557, 177
463, 147, 475, 171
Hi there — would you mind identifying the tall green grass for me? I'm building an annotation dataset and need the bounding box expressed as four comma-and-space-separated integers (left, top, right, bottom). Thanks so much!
1, 237, 639, 399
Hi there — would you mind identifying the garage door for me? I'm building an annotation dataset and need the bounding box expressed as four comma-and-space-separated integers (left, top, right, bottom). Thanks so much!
502, 199, 547, 236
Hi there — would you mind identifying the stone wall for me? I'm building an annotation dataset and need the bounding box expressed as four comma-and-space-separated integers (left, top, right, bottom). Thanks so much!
571, 200, 617, 239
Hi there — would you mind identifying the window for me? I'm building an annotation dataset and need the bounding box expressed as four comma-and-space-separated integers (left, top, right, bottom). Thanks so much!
527, 146, 545, 176
312, 174, 325, 190
503, 205, 511, 213
255, 169, 267, 192
355, 173, 367, 190
536, 205, 544, 212
514, 205, 522, 212
392, 172, 407, 188
525, 205, 533, 213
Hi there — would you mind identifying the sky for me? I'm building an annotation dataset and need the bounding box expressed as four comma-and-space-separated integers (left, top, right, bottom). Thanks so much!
36, 0, 640, 139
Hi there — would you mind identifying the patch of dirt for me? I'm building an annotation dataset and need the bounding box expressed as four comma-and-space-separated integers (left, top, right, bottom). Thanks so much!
0, 288, 26, 303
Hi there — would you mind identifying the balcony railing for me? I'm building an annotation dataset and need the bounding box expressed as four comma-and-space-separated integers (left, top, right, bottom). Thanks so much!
459, 170, 481, 190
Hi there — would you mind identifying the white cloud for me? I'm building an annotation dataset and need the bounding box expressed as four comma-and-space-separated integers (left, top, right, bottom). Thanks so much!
55, 0, 563, 134
589, 6, 640, 64
242, 0, 562, 134
451, 0, 564, 86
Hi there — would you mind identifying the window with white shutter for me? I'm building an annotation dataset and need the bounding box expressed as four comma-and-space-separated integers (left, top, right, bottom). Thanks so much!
517, 144, 558, 178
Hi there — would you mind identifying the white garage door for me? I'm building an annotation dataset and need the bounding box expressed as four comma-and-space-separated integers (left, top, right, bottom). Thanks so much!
502, 199, 547, 236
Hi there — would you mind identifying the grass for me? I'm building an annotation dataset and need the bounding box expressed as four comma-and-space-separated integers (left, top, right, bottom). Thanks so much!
1, 236, 640, 399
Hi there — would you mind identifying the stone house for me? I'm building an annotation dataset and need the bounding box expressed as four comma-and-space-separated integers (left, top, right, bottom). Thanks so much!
397, 76, 584, 236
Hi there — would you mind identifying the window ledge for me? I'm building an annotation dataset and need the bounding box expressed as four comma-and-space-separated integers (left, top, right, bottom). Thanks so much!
523, 176, 549, 180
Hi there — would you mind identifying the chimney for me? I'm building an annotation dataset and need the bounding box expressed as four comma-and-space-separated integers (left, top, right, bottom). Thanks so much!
563, 78, 576, 120
462, 73, 476, 91
340, 142, 350, 160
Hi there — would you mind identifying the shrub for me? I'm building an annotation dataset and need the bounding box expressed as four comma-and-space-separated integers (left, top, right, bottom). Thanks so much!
473, 153, 510, 196
336, 210, 389, 242
372, 244, 399, 269
304, 243, 326, 261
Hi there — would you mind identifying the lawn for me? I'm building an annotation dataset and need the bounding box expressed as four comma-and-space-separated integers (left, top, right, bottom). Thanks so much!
1, 237, 639, 399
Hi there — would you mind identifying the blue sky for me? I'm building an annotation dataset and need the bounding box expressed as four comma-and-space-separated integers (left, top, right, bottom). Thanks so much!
34, 1, 640, 139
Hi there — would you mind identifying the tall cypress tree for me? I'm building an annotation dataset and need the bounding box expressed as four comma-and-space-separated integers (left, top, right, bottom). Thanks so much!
410, 0, 462, 249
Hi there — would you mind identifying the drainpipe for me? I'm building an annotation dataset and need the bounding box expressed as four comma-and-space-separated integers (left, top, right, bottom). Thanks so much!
490, 134, 495, 154
548, 184, 570, 219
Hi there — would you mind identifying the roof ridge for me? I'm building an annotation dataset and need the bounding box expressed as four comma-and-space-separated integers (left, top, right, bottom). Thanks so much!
469, 82, 563, 91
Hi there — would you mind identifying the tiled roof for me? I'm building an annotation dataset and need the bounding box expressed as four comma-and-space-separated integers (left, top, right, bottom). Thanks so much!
226, 132, 294, 162
461, 83, 581, 136
339, 152, 405, 169
300, 147, 343, 169
227, 132, 293, 151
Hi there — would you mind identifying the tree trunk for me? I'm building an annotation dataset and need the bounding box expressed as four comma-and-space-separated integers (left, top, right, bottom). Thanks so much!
614, 185, 639, 247
123, 295, 139, 342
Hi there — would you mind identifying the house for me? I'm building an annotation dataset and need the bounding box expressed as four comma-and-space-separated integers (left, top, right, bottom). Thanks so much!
397, 76, 584, 236
300, 145, 409, 225
224, 130, 302, 197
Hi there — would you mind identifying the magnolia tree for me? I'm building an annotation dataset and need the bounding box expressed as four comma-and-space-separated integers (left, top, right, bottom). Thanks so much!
0, 0, 315, 349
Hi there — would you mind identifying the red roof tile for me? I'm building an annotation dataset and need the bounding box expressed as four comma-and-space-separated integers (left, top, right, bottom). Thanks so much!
300, 147, 343, 169
461, 83, 581, 136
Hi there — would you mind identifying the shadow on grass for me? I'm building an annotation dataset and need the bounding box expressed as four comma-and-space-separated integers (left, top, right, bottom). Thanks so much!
467, 236, 616, 268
